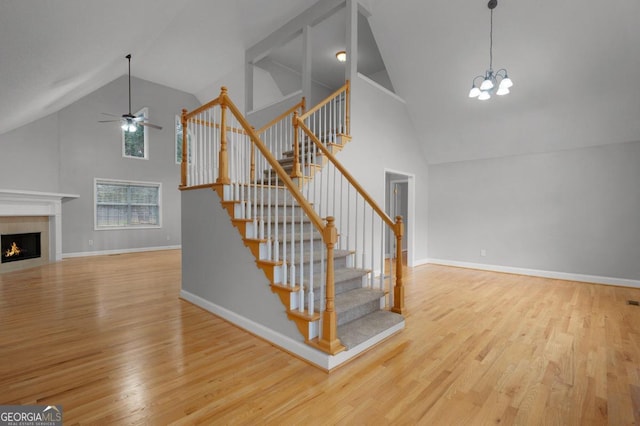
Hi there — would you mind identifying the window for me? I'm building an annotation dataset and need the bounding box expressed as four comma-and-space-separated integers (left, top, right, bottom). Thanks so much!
123, 107, 149, 159
175, 115, 192, 164
95, 178, 161, 230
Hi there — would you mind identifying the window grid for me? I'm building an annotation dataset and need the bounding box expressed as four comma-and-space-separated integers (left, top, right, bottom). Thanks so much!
95, 179, 161, 229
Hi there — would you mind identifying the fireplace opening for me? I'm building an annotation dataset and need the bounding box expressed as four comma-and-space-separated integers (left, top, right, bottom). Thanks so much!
1, 232, 41, 263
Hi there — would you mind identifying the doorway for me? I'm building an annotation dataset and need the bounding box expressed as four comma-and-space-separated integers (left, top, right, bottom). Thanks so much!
385, 170, 413, 267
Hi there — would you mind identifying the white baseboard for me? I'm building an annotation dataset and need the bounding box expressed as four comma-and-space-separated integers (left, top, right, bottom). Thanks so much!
179, 289, 404, 371
427, 258, 640, 289
180, 289, 332, 370
62, 245, 181, 259
413, 257, 430, 267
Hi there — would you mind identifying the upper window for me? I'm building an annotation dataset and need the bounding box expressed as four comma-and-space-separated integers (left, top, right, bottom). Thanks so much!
123, 107, 149, 159
95, 178, 161, 230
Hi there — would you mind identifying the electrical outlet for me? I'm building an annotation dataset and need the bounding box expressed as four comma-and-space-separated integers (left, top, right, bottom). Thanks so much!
88, 239, 94, 247
166, 235, 171, 241
480, 249, 487, 257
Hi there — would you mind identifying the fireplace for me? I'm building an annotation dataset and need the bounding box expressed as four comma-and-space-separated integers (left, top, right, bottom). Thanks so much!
1, 232, 42, 263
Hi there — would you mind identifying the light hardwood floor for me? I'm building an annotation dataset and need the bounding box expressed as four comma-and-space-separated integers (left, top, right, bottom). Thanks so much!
1, 250, 639, 424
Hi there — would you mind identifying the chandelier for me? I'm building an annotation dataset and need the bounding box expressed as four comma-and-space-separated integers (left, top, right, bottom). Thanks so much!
468, 0, 513, 100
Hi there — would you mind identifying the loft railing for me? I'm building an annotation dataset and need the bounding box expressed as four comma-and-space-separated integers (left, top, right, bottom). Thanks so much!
257, 97, 306, 165
294, 81, 404, 314
180, 88, 344, 354
288, 81, 350, 180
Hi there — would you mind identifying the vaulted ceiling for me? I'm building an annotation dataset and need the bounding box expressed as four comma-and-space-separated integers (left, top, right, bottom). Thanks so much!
2, 0, 639, 164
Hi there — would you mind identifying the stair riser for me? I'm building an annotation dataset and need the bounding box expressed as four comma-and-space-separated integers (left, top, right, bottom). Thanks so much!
274, 238, 325, 254
309, 275, 367, 309
264, 164, 320, 178
285, 254, 348, 275
245, 221, 317, 240
337, 297, 384, 327
242, 204, 307, 218
236, 187, 298, 203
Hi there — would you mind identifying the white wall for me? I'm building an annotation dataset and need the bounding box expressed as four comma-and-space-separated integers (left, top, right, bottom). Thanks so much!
1, 75, 200, 256
0, 113, 60, 193
428, 140, 640, 281
337, 75, 429, 264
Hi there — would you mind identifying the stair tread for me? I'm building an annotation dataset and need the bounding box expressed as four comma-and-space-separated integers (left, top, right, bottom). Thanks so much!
306, 267, 369, 288
338, 310, 405, 350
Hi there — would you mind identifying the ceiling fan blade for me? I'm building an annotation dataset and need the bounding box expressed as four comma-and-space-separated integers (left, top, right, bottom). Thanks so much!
98, 120, 121, 123
101, 112, 121, 117
139, 122, 163, 130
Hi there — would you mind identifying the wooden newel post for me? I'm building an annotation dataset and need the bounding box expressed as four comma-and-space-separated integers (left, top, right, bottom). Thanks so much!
291, 112, 302, 179
217, 87, 230, 184
180, 108, 188, 187
318, 217, 344, 354
392, 216, 405, 314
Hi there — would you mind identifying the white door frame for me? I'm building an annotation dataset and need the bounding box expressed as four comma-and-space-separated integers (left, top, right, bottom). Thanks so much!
384, 169, 415, 267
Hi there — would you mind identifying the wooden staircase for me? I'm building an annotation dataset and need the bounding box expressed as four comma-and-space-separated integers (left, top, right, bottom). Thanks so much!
179, 85, 405, 367
214, 183, 404, 353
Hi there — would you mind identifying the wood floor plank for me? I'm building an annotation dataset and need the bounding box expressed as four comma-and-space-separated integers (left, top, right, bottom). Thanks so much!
2, 250, 640, 424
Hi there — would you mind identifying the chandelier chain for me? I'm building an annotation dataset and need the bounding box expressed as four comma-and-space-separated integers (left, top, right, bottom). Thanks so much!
489, 8, 493, 71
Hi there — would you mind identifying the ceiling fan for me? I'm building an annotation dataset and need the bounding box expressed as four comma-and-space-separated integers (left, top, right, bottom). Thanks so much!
99, 54, 162, 132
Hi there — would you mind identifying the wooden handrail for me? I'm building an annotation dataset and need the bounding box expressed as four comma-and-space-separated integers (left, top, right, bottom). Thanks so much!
256, 97, 306, 134
297, 119, 396, 231
220, 93, 325, 233
222, 91, 343, 350
298, 81, 350, 122
184, 97, 222, 119
297, 116, 403, 314
188, 118, 247, 135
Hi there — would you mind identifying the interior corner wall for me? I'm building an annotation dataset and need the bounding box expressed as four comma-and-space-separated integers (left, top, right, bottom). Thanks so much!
0, 113, 61, 193
336, 75, 429, 263
428, 140, 640, 281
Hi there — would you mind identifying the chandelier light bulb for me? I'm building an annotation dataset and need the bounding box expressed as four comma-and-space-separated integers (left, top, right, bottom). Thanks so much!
478, 91, 491, 100
496, 86, 510, 96
499, 76, 513, 89
480, 78, 494, 91
468, 86, 481, 98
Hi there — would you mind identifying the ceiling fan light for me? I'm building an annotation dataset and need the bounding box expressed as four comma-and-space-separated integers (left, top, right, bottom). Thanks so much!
480, 78, 494, 91
128, 122, 137, 132
478, 91, 491, 100
468, 86, 481, 98
121, 122, 128, 131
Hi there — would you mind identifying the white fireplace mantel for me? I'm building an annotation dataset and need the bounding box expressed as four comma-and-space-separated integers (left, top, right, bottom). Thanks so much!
0, 189, 79, 261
